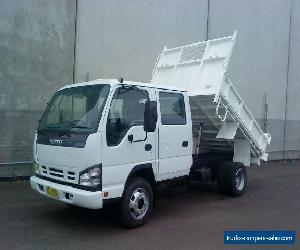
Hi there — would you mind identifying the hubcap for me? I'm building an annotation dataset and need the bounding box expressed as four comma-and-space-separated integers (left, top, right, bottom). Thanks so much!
129, 188, 149, 220
235, 168, 245, 191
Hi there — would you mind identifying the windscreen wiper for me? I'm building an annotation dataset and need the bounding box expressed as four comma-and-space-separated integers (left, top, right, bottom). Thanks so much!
71, 125, 91, 130
58, 125, 92, 137
38, 127, 61, 135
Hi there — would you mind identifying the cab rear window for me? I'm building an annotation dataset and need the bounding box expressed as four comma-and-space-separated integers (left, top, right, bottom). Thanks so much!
159, 92, 186, 125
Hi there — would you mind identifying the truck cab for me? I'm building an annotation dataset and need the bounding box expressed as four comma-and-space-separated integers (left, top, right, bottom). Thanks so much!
30, 79, 193, 227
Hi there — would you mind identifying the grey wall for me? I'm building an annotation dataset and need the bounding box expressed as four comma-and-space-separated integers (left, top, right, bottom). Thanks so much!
207, 0, 292, 159
75, 0, 208, 83
0, 0, 75, 163
285, 0, 300, 159
1, 0, 300, 170
75, 0, 300, 160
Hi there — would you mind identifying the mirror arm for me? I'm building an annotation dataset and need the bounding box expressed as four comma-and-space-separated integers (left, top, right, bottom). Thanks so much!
128, 131, 148, 143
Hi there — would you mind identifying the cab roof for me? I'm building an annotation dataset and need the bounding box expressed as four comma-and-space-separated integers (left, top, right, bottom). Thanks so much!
58, 79, 186, 92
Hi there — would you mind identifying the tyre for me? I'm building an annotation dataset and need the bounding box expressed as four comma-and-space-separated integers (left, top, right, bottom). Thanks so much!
217, 162, 247, 197
119, 177, 153, 228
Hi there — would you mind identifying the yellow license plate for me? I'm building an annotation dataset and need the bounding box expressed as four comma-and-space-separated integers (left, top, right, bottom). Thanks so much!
46, 187, 59, 199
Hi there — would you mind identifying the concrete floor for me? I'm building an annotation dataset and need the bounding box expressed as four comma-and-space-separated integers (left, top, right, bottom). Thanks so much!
0, 161, 299, 250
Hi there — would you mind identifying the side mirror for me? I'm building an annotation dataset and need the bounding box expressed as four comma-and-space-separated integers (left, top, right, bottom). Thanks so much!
144, 100, 157, 132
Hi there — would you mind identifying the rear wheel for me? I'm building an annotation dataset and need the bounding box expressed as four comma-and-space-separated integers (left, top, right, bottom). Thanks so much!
118, 177, 153, 228
217, 162, 247, 196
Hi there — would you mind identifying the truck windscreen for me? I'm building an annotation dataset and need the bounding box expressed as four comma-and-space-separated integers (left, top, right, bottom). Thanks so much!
38, 84, 110, 134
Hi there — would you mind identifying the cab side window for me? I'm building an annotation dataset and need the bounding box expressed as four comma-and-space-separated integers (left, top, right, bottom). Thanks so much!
106, 87, 148, 146
159, 92, 186, 125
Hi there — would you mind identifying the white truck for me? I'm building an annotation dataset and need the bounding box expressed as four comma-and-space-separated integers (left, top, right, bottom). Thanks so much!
30, 32, 271, 228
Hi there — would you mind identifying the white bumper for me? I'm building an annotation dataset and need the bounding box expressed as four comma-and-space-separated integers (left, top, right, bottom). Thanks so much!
30, 176, 103, 209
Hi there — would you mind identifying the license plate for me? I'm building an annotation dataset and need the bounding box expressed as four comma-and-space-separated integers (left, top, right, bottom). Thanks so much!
46, 187, 59, 199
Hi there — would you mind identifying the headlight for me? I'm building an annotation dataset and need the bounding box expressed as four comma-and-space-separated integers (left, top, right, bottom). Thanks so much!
79, 165, 102, 187
33, 159, 39, 174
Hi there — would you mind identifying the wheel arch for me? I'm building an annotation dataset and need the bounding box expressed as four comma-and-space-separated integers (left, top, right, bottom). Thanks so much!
125, 163, 156, 191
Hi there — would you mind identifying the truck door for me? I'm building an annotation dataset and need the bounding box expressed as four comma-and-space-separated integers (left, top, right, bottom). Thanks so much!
101, 86, 157, 198
157, 91, 192, 180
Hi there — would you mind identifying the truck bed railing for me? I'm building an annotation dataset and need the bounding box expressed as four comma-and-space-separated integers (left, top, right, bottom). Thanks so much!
151, 31, 271, 166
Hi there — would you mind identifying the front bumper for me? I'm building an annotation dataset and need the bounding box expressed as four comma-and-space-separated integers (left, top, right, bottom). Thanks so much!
30, 176, 103, 209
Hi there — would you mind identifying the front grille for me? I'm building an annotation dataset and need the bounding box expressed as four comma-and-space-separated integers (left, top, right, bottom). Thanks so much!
67, 171, 75, 181
39, 165, 77, 183
41, 165, 47, 175
49, 167, 64, 179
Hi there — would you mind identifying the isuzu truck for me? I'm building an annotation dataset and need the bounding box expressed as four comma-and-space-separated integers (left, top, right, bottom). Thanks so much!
30, 32, 271, 228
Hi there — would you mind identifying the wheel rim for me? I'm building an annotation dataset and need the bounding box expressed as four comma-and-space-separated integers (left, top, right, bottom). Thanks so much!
235, 168, 245, 191
129, 188, 149, 220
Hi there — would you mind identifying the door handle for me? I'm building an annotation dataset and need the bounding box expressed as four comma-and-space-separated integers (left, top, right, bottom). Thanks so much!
145, 144, 152, 151
182, 141, 188, 147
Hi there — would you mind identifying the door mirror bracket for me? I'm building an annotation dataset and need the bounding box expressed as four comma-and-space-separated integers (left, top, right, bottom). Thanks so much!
128, 133, 148, 143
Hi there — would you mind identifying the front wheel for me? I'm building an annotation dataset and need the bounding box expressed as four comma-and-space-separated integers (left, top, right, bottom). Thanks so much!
119, 177, 153, 228
217, 162, 247, 197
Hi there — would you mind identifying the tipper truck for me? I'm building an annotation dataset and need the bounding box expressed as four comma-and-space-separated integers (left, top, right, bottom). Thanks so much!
30, 32, 271, 228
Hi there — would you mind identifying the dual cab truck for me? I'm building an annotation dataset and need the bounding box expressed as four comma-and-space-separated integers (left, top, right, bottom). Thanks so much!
30, 32, 271, 228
